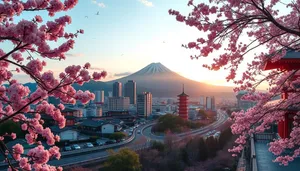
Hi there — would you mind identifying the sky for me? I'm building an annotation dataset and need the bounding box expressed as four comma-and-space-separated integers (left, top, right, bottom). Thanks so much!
6, 0, 268, 88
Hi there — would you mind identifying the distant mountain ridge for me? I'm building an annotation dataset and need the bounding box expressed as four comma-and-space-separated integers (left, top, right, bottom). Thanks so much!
106, 63, 234, 98
22, 63, 235, 98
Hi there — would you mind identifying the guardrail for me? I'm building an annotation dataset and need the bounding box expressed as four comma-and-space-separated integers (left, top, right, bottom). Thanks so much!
62, 143, 152, 169
254, 133, 276, 141
250, 134, 258, 171
61, 130, 136, 158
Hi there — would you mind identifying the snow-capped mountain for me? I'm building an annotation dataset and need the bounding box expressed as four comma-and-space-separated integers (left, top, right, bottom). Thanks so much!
106, 62, 234, 98
130, 62, 172, 75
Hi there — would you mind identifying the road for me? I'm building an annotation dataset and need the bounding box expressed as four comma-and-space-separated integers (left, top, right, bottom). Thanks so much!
0, 110, 229, 170
142, 109, 229, 142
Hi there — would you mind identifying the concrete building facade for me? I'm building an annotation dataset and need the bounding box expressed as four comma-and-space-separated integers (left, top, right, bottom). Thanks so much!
108, 97, 130, 111
113, 82, 122, 97
124, 80, 136, 105
95, 90, 104, 104
137, 92, 152, 118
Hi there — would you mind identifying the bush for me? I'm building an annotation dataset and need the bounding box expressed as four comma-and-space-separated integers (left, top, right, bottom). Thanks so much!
104, 148, 141, 171
150, 141, 165, 152
109, 132, 126, 140
152, 114, 202, 133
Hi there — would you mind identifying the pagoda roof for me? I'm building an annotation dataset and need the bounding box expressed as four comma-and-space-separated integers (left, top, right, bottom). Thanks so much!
178, 84, 189, 97
178, 92, 189, 97
264, 50, 300, 71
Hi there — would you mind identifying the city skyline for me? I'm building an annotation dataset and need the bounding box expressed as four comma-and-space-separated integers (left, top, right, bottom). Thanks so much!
5, 0, 269, 88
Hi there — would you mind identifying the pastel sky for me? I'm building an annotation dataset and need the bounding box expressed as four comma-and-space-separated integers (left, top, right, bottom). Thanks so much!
7, 0, 268, 88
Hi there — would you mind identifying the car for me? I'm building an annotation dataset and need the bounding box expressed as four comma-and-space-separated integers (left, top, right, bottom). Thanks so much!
71, 144, 81, 150
105, 140, 115, 145
95, 140, 104, 146
121, 138, 126, 141
85, 142, 94, 148
128, 132, 133, 136
137, 130, 141, 134
64, 146, 72, 151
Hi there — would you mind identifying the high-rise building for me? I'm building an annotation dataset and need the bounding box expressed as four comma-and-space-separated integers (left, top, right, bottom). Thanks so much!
206, 97, 212, 110
113, 82, 122, 97
178, 85, 188, 120
211, 96, 215, 110
95, 90, 104, 104
199, 96, 205, 108
137, 92, 152, 118
124, 80, 136, 105
206, 96, 215, 110
108, 97, 130, 111
108, 91, 113, 97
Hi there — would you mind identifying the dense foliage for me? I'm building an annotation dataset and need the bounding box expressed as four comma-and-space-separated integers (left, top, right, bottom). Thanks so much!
170, 0, 300, 165
109, 132, 126, 141
104, 148, 142, 171
152, 114, 203, 133
140, 127, 235, 171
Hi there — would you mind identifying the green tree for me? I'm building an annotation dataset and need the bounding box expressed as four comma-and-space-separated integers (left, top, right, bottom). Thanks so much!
109, 132, 126, 141
0, 120, 24, 142
180, 148, 190, 166
198, 110, 207, 119
218, 128, 233, 150
152, 114, 202, 133
150, 140, 165, 152
206, 137, 218, 158
198, 137, 208, 161
104, 148, 141, 171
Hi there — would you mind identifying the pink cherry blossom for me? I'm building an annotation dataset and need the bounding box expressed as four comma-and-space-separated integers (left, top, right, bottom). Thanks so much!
12, 144, 24, 160
0, 0, 104, 169
10, 133, 16, 140
171, 0, 300, 165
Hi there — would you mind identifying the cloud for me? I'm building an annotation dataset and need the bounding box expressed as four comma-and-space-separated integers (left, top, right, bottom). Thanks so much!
90, 67, 105, 71
92, 0, 106, 8
65, 53, 84, 57
138, 0, 153, 7
114, 72, 132, 77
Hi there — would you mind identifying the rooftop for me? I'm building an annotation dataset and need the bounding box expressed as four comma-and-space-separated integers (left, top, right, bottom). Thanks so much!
79, 119, 105, 127
256, 140, 300, 171
50, 126, 74, 133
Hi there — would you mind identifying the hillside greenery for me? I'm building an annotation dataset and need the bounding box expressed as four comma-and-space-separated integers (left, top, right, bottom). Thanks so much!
139, 127, 236, 171
152, 114, 203, 133
103, 148, 141, 171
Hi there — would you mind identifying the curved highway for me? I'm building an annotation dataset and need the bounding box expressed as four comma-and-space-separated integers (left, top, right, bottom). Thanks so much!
142, 109, 228, 142
0, 110, 229, 170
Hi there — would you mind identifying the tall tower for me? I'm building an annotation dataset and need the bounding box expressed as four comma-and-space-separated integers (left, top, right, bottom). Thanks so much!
178, 84, 188, 120
124, 80, 136, 105
94, 90, 104, 104
137, 92, 152, 119
113, 82, 122, 97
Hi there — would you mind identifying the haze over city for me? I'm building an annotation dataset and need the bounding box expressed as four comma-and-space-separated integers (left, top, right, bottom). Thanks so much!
3, 0, 266, 87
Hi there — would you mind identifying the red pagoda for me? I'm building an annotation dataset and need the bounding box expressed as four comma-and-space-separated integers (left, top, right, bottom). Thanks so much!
178, 84, 189, 120
263, 49, 300, 138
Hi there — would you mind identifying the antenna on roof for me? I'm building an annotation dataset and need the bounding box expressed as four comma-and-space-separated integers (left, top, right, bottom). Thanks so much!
183, 83, 185, 93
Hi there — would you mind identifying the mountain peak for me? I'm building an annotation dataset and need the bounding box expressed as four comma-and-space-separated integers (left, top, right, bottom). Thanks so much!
133, 62, 172, 76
